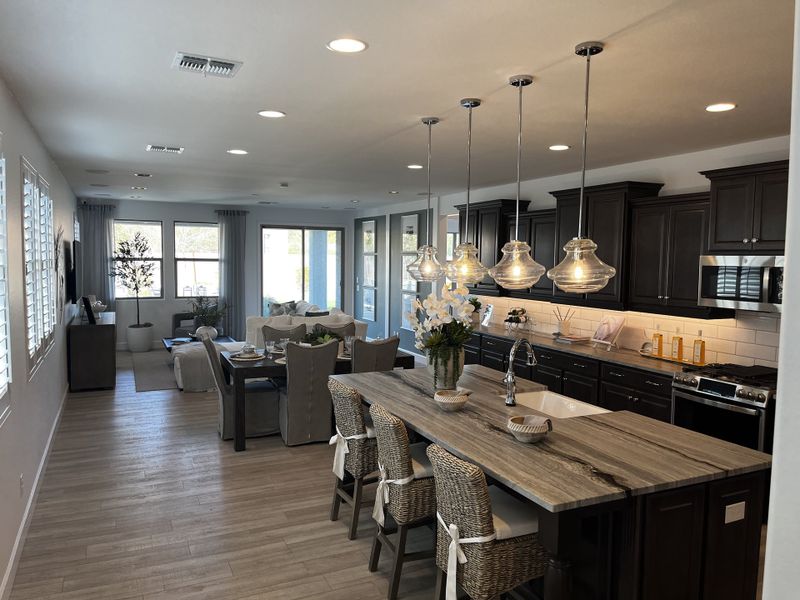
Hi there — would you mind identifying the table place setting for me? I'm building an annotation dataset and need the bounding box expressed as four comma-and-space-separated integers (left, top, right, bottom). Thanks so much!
229, 343, 265, 361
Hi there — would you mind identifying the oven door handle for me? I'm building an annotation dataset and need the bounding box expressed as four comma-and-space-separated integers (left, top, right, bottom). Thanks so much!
674, 391, 760, 416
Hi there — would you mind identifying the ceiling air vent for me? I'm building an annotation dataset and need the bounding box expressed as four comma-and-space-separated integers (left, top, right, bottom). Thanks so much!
172, 52, 242, 78
146, 144, 184, 154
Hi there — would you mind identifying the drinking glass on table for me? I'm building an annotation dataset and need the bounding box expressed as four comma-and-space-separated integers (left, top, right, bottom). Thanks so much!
279, 337, 290, 352
265, 340, 275, 359
344, 335, 354, 356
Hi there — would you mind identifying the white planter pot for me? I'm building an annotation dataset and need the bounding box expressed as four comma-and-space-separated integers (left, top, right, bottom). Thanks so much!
127, 324, 153, 353
195, 325, 218, 340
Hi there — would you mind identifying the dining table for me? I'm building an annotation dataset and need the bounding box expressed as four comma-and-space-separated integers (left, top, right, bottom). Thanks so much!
220, 347, 416, 452
331, 364, 771, 600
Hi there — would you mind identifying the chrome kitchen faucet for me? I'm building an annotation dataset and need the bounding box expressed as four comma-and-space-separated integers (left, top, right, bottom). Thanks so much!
504, 338, 537, 406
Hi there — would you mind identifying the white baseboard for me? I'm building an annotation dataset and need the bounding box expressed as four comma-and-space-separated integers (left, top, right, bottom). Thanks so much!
0, 385, 67, 600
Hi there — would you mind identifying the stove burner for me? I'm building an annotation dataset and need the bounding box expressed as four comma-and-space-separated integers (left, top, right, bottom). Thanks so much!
681, 363, 777, 387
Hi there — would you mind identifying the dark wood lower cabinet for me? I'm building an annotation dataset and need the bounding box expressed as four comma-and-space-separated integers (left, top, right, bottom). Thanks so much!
464, 345, 480, 365
562, 372, 598, 405
533, 364, 563, 393
480, 350, 505, 372
632, 391, 672, 422
600, 382, 672, 423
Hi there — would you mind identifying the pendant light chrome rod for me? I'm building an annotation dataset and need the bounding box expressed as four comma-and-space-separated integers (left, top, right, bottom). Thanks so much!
421, 117, 439, 244
509, 75, 533, 241
460, 98, 481, 245
575, 42, 603, 239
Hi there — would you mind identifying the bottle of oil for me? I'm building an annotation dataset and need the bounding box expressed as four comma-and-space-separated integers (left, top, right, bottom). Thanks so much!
671, 328, 684, 362
693, 330, 706, 365
651, 326, 664, 357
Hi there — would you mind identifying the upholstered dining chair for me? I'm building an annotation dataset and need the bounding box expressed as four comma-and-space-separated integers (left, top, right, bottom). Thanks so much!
426, 443, 549, 600
279, 340, 339, 446
262, 323, 306, 344
351, 336, 400, 373
328, 379, 378, 540
201, 337, 280, 440
322, 322, 356, 339
368, 403, 436, 600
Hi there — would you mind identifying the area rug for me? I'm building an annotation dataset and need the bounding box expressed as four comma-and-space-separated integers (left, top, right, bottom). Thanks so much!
132, 351, 178, 392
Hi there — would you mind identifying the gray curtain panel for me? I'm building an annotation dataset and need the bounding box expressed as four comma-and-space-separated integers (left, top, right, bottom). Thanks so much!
216, 209, 248, 340
77, 202, 116, 309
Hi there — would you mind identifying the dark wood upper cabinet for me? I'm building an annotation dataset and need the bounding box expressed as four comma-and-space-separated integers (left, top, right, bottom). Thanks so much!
551, 181, 663, 309
702, 160, 788, 254
628, 193, 732, 319
506, 209, 556, 300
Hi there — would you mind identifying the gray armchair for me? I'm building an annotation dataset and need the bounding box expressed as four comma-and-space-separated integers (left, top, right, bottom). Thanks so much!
279, 340, 339, 446
262, 324, 306, 344
202, 337, 279, 440
351, 336, 400, 373
323, 322, 356, 339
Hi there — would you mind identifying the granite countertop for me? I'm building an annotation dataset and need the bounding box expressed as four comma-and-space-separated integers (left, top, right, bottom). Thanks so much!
332, 364, 772, 513
474, 324, 683, 376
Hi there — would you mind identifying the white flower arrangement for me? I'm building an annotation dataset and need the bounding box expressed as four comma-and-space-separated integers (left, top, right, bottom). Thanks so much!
407, 284, 475, 352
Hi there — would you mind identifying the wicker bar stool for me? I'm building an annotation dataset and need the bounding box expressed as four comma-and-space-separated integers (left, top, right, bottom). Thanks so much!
328, 379, 379, 540
426, 444, 549, 600
368, 403, 437, 600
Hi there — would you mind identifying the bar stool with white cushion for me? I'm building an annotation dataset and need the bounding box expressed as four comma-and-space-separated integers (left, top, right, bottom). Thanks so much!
368, 403, 437, 600
328, 379, 379, 540
426, 443, 549, 600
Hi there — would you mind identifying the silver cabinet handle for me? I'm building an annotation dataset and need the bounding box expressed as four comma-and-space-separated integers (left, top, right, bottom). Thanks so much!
752, 238, 759, 243
657, 295, 663, 299
663, 296, 669, 300
632, 396, 640, 403
609, 371, 624, 378
645, 380, 662, 388
572, 362, 586, 369
742, 238, 749, 243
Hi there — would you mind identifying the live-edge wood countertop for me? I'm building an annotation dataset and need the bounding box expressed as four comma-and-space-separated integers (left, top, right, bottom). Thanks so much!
332, 364, 772, 513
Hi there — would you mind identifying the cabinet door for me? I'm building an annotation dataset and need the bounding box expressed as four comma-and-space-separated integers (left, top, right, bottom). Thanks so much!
666, 201, 709, 308
752, 170, 788, 252
708, 176, 755, 252
476, 209, 499, 288
464, 346, 480, 365
530, 211, 556, 298
512, 359, 533, 381
600, 382, 634, 412
585, 189, 626, 306
554, 195, 585, 302
628, 205, 669, 307
631, 391, 672, 423
507, 214, 530, 248
481, 350, 505, 372
533, 364, 562, 393
562, 372, 598, 405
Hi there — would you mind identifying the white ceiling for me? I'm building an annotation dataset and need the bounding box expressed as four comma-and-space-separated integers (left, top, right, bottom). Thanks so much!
0, 0, 793, 209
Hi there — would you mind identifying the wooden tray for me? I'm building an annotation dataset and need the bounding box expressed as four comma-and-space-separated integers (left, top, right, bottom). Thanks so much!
638, 349, 704, 368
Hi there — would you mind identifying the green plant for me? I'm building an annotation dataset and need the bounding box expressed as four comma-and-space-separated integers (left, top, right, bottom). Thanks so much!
110, 232, 154, 327
188, 295, 227, 327
468, 297, 481, 311
302, 324, 342, 346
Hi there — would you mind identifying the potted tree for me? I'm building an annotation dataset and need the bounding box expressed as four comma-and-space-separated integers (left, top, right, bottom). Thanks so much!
111, 232, 155, 352
188, 295, 227, 340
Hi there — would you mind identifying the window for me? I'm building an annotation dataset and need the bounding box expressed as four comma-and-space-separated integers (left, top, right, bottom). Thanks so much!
399, 214, 418, 330
22, 158, 55, 369
113, 220, 163, 298
261, 226, 343, 314
0, 141, 10, 410
175, 222, 220, 297
361, 220, 376, 321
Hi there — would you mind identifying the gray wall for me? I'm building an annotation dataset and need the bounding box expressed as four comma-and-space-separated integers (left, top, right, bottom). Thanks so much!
0, 76, 77, 596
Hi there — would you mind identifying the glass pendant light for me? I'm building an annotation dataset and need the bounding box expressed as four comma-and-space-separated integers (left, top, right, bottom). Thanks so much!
445, 98, 489, 285
407, 117, 445, 282
547, 41, 616, 293
489, 75, 545, 289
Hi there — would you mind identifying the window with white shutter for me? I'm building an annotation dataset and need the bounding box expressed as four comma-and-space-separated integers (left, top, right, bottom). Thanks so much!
0, 139, 11, 419
22, 157, 55, 373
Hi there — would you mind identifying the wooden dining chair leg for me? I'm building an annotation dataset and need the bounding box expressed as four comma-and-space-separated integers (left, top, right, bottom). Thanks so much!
434, 568, 446, 600
348, 477, 364, 540
369, 524, 383, 572
388, 523, 409, 600
330, 476, 343, 521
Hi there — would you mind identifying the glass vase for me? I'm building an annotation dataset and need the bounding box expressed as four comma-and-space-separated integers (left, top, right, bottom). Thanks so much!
427, 346, 465, 391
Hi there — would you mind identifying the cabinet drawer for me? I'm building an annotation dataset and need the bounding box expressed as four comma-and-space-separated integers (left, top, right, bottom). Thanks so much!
464, 346, 481, 365
564, 355, 599, 378
481, 335, 514, 355
466, 332, 482, 350
602, 364, 672, 397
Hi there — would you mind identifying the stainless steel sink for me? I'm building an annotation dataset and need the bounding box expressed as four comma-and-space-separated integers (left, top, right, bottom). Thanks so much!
506, 391, 609, 418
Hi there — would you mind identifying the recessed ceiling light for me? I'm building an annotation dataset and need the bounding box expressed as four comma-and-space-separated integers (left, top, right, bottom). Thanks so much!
95, 193, 111, 197
90, 183, 109, 188
321, 206, 330, 209
133, 172, 151, 178
705, 102, 736, 112
407, 164, 423, 170
279, 182, 289, 188
549, 144, 570, 151
326, 38, 367, 53
227, 148, 248, 155
258, 110, 286, 118
258, 201, 278, 205
389, 190, 399, 194
129, 195, 142, 199
131, 186, 147, 190
85, 169, 109, 175
351, 200, 359, 204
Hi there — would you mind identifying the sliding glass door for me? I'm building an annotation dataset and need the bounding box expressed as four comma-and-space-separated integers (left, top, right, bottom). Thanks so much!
261, 226, 343, 314
389, 209, 430, 352
354, 217, 386, 338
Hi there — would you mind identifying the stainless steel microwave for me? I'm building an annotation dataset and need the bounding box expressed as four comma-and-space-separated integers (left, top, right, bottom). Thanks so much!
698, 255, 783, 313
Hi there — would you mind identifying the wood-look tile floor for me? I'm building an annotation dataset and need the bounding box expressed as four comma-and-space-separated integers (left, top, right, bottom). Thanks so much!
10, 354, 436, 600
10, 354, 767, 600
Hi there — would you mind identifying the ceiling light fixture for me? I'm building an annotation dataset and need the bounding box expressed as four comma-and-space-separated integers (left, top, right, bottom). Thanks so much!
705, 102, 736, 112
131, 186, 147, 190
549, 144, 570, 151
326, 38, 367, 53
227, 148, 248, 155
389, 190, 399, 194
351, 199, 360, 204
90, 183, 109, 188
134, 172, 151, 177
86, 169, 109, 175
408, 117, 445, 282
445, 98, 489, 285
548, 41, 616, 294
489, 75, 545, 289
258, 109, 286, 118
407, 164, 423, 170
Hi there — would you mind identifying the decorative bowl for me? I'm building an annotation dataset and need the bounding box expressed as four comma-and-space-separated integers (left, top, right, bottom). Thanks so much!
507, 415, 553, 443
434, 390, 469, 412
92, 303, 107, 314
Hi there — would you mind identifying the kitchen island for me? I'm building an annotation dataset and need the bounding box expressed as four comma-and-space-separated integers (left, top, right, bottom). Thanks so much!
332, 364, 771, 600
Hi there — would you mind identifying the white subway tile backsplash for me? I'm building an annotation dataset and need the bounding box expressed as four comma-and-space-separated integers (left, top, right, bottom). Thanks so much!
716, 353, 755, 367
717, 326, 756, 343
736, 314, 780, 332
706, 338, 737, 354
755, 330, 780, 347
735, 343, 777, 361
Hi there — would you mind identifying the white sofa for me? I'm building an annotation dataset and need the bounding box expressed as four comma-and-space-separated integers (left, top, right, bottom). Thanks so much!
173, 312, 368, 392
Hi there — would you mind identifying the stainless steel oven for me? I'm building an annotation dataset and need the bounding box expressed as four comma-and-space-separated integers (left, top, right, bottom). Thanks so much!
698, 255, 783, 313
